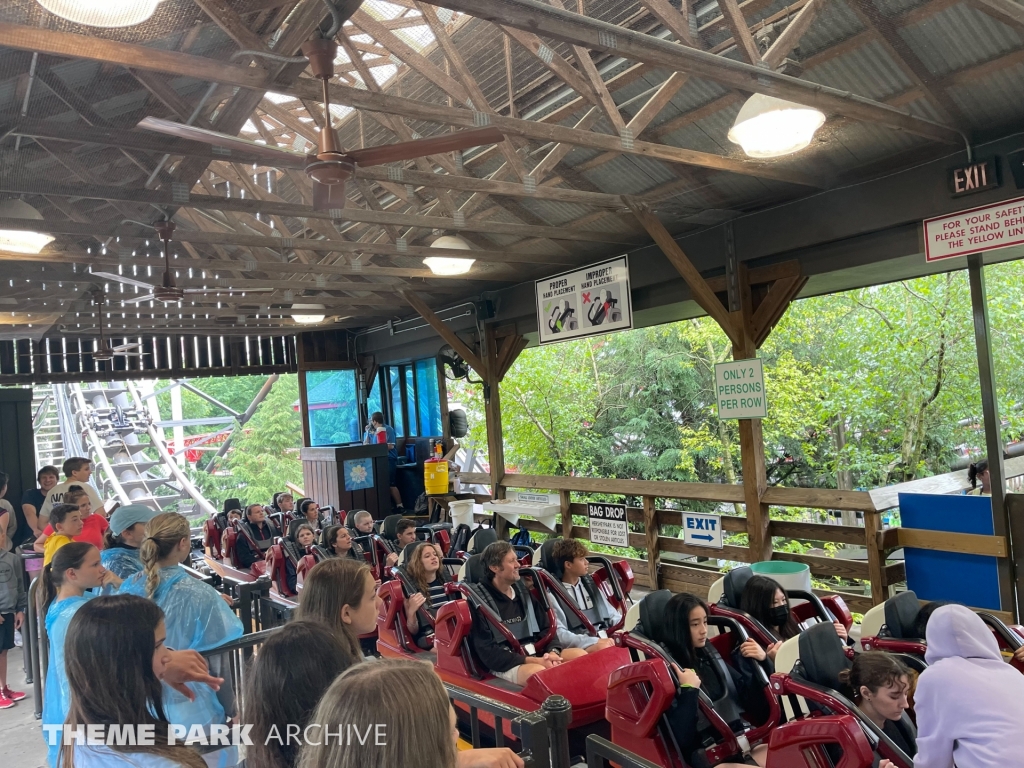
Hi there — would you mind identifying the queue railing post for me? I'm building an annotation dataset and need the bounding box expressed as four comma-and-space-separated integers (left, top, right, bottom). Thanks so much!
26, 577, 44, 719
585, 735, 663, 768
541, 695, 572, 768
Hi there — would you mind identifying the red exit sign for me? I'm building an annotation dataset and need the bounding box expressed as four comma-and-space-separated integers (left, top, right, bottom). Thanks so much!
948, 158, 1001, 197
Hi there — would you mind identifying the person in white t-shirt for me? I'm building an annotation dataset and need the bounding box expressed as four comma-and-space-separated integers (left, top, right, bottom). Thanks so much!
38, 458, 104, 524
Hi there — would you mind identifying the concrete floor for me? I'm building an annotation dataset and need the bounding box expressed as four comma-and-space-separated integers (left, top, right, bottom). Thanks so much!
2, 645, 46, 768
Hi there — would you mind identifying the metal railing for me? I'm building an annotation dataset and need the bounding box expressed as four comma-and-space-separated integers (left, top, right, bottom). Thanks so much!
445, 686, 573, 768
585, 735, 664, 768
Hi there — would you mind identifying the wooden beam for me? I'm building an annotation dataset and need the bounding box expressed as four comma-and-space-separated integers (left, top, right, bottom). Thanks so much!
422, 0, 961, 144
0, 22, 267, 87
351, 8, 474, 107
637, 0, 695, 45
762, 0, 824, 70
894, 527, 1009, 558
0, 23, 822, 186
193, 0, 268, 52
749, 274, 807, 346
501, 26, 601, 109
416, 2, 529, 180
624, 197, 739, 346
970, 0, 1024, 31
718, 0, 763, 63
401, 289, 485, 375
643, 496, 661, 590
0, 175, 623, 244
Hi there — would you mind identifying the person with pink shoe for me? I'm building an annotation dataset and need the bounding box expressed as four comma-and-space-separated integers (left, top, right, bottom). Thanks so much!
0, 521, 27, 708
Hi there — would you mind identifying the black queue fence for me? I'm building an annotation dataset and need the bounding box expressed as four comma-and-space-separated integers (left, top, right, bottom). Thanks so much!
585, 735, 664, 768
19, 558, 593, 768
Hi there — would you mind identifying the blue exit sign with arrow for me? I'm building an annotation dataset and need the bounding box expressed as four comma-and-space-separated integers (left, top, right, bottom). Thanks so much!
683, 512, 723, 549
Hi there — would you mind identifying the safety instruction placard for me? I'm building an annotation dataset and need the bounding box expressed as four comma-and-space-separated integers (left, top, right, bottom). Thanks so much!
924, 195, 1024, 262
682, 511, 723, 549
587, 503, 629, 548
535, 256, 633, 345
714, 358, 767, 419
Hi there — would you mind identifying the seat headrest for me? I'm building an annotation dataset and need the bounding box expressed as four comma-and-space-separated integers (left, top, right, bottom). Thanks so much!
797, 622, 851, 691
401, 540, 423, 566
223, 498, 242, 514
538, 538, 562, 577
468, 527, 497, 554
884, 590, 920, 639
638, 590, 674, 645
287, 519, 312, 541
382, 514, 403, 540
722, 565, 753, 607
463, 554, 488, 584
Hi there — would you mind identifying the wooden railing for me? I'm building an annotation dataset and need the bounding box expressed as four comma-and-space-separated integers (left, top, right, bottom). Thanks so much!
456, 469, 1018, 615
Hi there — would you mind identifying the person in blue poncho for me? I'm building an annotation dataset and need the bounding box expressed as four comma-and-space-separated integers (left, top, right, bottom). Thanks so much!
120, 512, 243, 745
41, 542, 122, 768
100, 504, 161, 587
57, 594, 212, 768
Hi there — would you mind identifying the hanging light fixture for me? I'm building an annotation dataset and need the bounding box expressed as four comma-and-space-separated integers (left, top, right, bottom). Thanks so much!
35, 0, 166, 28
727, 94, 825, 159
0, 199, 55, 255
424, 235, 476, 276
290, 303, 326, 324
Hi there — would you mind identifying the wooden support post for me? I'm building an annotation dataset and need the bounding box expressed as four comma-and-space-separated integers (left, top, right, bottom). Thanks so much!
560, 489, 573, 537
862, 510, 886, 605
643, 496, 661, 590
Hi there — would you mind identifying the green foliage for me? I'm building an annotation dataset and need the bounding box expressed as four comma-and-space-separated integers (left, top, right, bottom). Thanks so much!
482, 265, 1024, 493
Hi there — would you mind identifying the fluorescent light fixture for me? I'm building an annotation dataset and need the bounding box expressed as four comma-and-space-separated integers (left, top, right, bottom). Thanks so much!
0, 199, 55, 254
36, 0, 165, 27
727, 94, 825, 159
290, 303, 326, 324
425, 235, 475, 276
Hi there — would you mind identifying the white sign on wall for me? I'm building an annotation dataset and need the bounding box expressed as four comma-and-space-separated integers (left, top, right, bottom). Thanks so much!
587, 502, 629, 548
682, 511, 723, 549
923, 195, 1024, 262
714, 358, 767, 419
535, 256, 633, 345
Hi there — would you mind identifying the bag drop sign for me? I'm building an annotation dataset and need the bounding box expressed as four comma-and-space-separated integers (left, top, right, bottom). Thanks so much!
714, 358, 767, 419
587, 503, 629, 548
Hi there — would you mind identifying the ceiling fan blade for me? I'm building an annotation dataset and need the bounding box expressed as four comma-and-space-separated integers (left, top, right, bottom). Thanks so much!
312, 179, 348, 212
346, 127, 505, 168
110, 342, 142, 351
91, 272, 155, 290
136, 117, 308, 166
182, 288, 274, 295
119, 294, 157, 304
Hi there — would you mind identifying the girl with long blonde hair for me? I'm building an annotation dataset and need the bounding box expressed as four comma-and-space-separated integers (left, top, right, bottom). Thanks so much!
120, 513, 243, 739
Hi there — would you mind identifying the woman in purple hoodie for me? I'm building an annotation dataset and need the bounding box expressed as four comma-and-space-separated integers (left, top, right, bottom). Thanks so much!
911, 604, 1024, 768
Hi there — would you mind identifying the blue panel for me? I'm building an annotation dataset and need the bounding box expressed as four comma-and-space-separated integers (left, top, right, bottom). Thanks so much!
305, 369, 361, 446
898, 492, 1001, 610
415, 358, 442, 437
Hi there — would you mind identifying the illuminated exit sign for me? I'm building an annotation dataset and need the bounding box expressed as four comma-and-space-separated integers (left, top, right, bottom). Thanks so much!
948, 158, 1000, 197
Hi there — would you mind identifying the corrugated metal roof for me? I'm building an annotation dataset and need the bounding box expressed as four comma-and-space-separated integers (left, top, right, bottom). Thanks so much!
902, 4, 1023, 75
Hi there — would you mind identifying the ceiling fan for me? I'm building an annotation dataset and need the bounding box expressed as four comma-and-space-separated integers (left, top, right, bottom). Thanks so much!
135, 39, 505, 211
91, 220, 271, 304
30, 291, 145, 362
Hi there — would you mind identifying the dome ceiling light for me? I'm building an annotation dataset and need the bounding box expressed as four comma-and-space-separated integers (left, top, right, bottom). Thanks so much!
727, 94, 826, 159
36, 0, 167, 27
0, 199, 55, 255
424, 235, 476, 276
291, 303, 326, 324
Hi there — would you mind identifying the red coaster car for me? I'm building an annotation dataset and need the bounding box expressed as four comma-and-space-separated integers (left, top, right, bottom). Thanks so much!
531, 538, 633, 634
377, 553, 632, 732
770, 621, 916, 768
859, 589, 1024, 674
709, 565, 853, 650
608, 590, 780, 767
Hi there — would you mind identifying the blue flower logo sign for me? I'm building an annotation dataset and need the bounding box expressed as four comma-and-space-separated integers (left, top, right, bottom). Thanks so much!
344, 458, 375, 491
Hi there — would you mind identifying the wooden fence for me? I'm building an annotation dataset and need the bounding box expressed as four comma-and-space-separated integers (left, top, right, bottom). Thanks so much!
458, 470, 1018, 616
